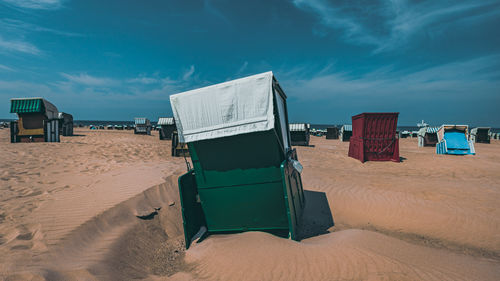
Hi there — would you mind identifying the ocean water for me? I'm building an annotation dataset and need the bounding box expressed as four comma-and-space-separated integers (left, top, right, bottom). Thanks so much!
309, 124, 500, 133
1, 119, 499, 133
314, 124, 423, 132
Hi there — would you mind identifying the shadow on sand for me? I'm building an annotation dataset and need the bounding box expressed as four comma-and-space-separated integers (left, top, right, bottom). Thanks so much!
297, 190, 334, 240
136, 207, 162, 220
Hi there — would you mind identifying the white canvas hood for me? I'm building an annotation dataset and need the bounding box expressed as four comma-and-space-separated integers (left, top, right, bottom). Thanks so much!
170, 71, 276, 143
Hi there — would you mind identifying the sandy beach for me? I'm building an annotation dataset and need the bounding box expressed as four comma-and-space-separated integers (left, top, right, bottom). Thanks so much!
1, 128, 499, 280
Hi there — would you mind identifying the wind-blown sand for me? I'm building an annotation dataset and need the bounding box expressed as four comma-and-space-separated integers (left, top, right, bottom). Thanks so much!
0, 128, 499, 280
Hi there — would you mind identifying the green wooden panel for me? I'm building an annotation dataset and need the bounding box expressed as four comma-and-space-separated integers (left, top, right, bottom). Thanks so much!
189, 130, 284, 171
189, 130, 286, 189
195, 167, 282, 189
198, 180, 289, 232
178, 171, 206, 249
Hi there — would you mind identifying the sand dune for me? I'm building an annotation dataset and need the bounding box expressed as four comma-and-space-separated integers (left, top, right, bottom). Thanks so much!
185, 230, 499, 281
38, 176, 186, 281
1, 128, 499, 280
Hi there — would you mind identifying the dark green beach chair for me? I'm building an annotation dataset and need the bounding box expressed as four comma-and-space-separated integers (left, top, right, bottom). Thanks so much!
170, 71, 305, 248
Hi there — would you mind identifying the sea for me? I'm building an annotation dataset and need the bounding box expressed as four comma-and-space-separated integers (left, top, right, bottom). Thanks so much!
1, 119, 499, 133
309, 124, 500, 133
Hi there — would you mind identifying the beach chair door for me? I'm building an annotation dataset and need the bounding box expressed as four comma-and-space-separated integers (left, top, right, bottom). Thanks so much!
273, 85, 291, 154
10, 121, 18, 143
273, 83, 305, 235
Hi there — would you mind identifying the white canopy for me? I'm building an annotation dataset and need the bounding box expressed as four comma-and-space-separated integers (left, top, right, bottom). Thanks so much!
170, 71, 277, 143
134, 117, 150, 125
158, 117, 175, 125
437, 124, 468, 142
289, 123, 307, 132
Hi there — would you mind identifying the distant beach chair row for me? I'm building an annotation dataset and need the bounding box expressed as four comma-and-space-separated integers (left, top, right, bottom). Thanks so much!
399, 130, 418, 138
310, 125, 349, 141
88, 124, 134, 130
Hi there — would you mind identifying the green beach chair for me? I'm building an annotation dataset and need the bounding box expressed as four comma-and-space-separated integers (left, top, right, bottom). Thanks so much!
170, 71, 305, 248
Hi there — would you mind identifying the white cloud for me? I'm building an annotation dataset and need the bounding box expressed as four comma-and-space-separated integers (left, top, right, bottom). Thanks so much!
292, 0, 386, 46
52, 69, 202, 100
1, 0, 64, 10
58, 66, 200, 92
0, 18, 80, 57
275, 55, 500, 125
281, 55, 500, 101
0, 66, 214, 119
204, 0, 231, 25
0, 64, 15, 71
127, 77, 159, 85
0, 18, 82, 37
182, 65, 195, 81
0, 36, 41, 55
60, 73, 119, 87
292, 0, 500, 52
161, 76, 178, 86
236, 61, 249, 75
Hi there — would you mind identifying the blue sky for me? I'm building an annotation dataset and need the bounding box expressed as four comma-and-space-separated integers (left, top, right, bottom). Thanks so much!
1, 0, 499, 126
